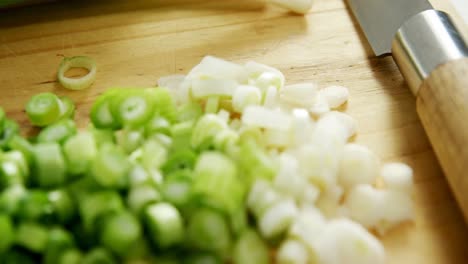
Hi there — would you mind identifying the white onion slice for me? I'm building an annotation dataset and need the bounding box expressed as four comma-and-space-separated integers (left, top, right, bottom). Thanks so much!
57, 56, 97, 90
314, 219, 386, 264
320, 85, 350, 108
187, 56, 248, 83
280, 83, 319, 108
242, 106, 293, 131
191, 79, 237, 98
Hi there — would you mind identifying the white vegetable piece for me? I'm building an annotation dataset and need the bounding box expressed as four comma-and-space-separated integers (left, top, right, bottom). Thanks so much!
242, 106, 293, 131
308, 92, 330, 116
256, 71, 284, 91
345, 184, 414, 233
187, 56, 248, 83
314, 219, 386, 264
320, 85, 350, 108
345, 185, 386, 228
291, 108, 315, 146
316, 185, 344, 218
268, 0, 314, 14
289, 206, 327, 249
263, 86, 279, 108
280, 83, 319, 108
381, 163, 414, 193
276, 239, 310, 264
264, 128, 292, 148
232, 85, 262, 113
158, 75, 189, 105
217, 109, 231, 123
247, 180, 283, 218
300, 184, 321, 205
293, 143, 340, 191
377, 190, 414, 234
274, 153, 307, 199
229, 119, 242, 131
191, 79, 237, 99
259, 198, 299, 238
157, 74, 185, 90
244, 61, 285, 89
313, 111, 357, 144
338, 144, 380, 190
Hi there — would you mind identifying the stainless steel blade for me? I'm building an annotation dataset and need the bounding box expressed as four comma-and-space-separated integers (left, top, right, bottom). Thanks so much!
347, 0, 433, 55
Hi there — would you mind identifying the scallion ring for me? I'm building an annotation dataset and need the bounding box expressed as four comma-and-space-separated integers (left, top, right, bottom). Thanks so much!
57, 56, 97, 90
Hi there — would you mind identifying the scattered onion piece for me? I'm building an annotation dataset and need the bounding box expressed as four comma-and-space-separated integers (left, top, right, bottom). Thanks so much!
57, 56, 97, 90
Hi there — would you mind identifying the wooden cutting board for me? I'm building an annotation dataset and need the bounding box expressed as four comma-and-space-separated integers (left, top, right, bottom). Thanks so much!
0, 0, 467, 263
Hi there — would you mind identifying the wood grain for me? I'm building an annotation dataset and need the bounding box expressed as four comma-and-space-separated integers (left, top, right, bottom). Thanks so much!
417, 58, 468, 222
0, 0, 467, 263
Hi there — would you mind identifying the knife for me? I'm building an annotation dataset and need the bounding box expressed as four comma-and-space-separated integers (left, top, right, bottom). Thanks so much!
347, 0, 468, 220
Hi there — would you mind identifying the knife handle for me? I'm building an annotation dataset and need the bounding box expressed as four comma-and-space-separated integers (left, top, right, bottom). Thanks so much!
417, 58, 468, 220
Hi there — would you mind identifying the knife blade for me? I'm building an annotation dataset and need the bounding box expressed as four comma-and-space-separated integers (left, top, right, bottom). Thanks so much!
347, 0, 468, 223
347, 0, 433, 56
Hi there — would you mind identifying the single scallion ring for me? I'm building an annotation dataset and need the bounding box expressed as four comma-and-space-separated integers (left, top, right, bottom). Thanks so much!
57, 56, 97, 90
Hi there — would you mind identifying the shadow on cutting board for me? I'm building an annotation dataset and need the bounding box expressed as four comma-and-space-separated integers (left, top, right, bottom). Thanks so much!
0, 0, 267, 28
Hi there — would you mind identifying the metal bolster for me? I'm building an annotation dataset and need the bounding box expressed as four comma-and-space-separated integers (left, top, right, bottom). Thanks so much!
392, 9, 468, 96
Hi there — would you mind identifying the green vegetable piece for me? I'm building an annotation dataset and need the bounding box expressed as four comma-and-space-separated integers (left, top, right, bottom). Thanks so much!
58, 96, 76, 120
177, 102, 203, 122
88, 126, 115, 146
115, 128, 144, 154
33, 142, 67, 188
100, 211, 142, 256
161, 149, 197, 174
58, 249, 83, 264
238, 139, 277, 186
147, 88, 177, 123
81, 248, 116, 264
63, 131, 97, 175
170, 120, 194, 151
91, 143, 131, 188
43, 227, 76, 264
183, 253, 222, 264
193, 152, 244, 214
26, 92, 61, 127
145, 115, 171, 137
18, 190, 53, 221
0, 159, 24, 188
204, 96, 220, 114
0, 185, 26, 216
127, 185, 161, 218
140, 139, 167, 171
3, 248, 36, 264
90, 90, 121, 130
161, 177, 193, 207
191, 114, 227, 149
0, 119, 19, 149
16, 222, 49, 253
187, 208, 232, 256
4, 150, 29, 181
48, 189, 75, 223
144, 203, 184, 248
7, 135, 34, 164
0, 107, 6, 135
0, 214, 14, 253
79, 191, 124, 233
37, 118, 77, 144
111, 90, 155, 128
233, 229, 270, 264
230, 207, 248, 237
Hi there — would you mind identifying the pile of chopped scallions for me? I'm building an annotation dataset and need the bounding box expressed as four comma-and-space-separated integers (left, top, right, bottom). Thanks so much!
0, 56, 414, 264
